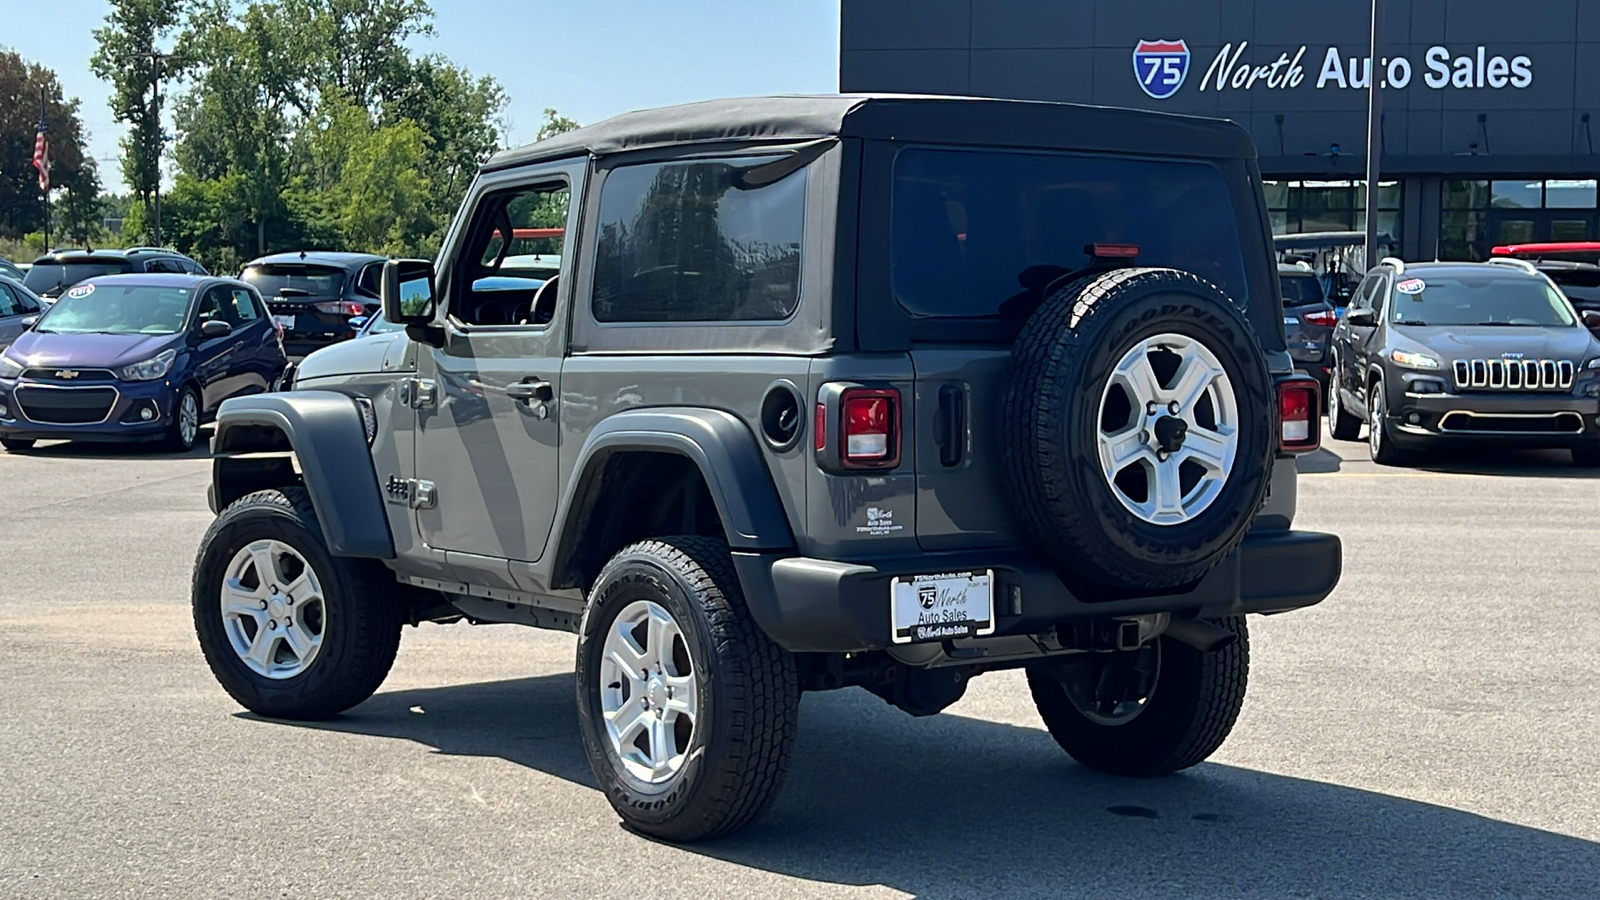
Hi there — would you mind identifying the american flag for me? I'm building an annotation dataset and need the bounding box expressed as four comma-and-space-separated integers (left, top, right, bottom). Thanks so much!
32, 117, 50, 193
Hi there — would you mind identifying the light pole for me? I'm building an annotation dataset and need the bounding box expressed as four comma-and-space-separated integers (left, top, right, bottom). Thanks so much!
1363, 0, 1385, 269
136, 49, 180, 247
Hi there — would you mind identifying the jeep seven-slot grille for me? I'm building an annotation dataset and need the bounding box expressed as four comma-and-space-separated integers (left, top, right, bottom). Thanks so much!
1451, 358, 1574, 391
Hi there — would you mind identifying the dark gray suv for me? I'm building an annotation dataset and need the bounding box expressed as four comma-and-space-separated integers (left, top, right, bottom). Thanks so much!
191, 95, 1341, 840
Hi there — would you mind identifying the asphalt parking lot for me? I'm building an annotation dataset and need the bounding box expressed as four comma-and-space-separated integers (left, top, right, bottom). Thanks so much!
2, 433, 1598, 899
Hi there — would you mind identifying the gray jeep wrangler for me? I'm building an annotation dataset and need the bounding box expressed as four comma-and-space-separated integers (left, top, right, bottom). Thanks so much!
192, 95, 1342, 841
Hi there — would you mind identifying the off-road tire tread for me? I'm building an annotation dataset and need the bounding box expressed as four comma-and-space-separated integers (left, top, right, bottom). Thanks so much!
582, 536, 799, 841
192, 487, 401, 720
1030, 616, 1250, 775
1004, 268, 1273, 590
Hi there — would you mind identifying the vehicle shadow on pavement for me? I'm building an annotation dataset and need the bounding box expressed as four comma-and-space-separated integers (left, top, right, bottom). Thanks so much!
1294, 448, 1343, 474
265, 675, 1600, 899
10, 430, 213, 461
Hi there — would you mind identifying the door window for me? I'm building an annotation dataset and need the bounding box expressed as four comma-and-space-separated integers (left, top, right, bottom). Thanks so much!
355, 263, 382, 299
227, 289, 261, 324
0, 284, 20, 317
195, 287, 228, 327
451, 181, 569, 327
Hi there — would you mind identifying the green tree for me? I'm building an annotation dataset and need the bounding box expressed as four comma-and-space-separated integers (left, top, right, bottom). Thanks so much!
536, 108, 580, 141
0, 50, 93, 241
90, 0, 189, 238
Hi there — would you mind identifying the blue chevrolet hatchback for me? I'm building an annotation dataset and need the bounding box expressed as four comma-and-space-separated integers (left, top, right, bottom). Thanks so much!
0, 274, 289, 453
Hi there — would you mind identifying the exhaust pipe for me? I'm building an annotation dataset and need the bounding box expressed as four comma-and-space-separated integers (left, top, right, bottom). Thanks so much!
1162, 617, 1238, 653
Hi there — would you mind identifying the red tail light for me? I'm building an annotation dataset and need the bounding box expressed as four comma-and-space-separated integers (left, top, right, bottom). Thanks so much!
313, 300, 366, 317
1277, 377, 1321, 453
1302, 309, 1339, 328
841, 388, 899, 468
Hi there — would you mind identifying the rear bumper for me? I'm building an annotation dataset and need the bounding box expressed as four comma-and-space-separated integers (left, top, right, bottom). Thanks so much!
733, 529, 1342, 653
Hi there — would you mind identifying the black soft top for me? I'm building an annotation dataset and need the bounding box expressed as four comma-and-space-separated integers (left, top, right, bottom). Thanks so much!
484, 94, 1257, 171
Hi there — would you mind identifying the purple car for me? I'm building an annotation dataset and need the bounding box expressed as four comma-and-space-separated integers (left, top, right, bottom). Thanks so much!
0, 274, 289, 453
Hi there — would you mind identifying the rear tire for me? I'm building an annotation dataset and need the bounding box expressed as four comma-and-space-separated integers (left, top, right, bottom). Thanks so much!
1326, 364, 1362, 442
575, 536, 799, 841
1, 438, 35, 452
1029, 617, 1249, 776
192, 487, 402, 719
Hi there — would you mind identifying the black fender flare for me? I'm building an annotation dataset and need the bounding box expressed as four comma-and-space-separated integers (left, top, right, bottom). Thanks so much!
210, 391, 395, 559
552, 407, 795, 579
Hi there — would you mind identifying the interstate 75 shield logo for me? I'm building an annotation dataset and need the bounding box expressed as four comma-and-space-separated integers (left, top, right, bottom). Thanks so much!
1133, 39, 1190, 99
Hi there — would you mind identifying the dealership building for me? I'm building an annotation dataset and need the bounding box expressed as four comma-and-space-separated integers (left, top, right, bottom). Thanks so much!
840, 0, 1600, 260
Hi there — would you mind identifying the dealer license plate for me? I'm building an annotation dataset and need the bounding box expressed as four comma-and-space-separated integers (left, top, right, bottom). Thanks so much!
272, 314, 297, 331
890, 570, 995, 644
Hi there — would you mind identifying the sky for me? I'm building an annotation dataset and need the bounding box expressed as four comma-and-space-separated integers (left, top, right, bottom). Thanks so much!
4, 0, 842, 189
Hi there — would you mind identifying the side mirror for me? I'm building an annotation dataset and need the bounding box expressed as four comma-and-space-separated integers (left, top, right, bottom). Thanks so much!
19, 315, 37, 330
381, 259, 437, 326
348, 315, 369, 332
200, 319, 233, 338
1583, 310, 1600, 331
1346, 309, 1377, 327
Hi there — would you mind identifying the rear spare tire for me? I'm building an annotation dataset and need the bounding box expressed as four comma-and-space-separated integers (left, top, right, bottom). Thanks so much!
1004, 268, 1274, 591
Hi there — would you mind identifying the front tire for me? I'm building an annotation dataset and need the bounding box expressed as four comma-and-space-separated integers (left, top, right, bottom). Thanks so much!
1326, 363, 1362, 441
192, 487, 402, 719
1367, 382, 1412, 466
1, 438, 35, 453
575, 536, 799, 841
165, 386, 201, 452
1028, 616, 1249, 776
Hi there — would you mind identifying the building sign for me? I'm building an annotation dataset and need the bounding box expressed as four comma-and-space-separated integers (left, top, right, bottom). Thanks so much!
1132, 39, 1191, 99
1135, 41, 1534, 97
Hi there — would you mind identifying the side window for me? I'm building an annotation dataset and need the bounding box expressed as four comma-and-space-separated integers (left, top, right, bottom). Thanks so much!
228, 289, 260, 324
0, 285, 18, 317
195, 286, 226, 325
1350, 276, 1378, 310
144, 258, 180, 274
450, 181, 569, 327
1371, 277, 1389, 317
15, 288, 38, 312
355, 264, 382, 299
185, 260, 209, 275
591, 156, 806, 323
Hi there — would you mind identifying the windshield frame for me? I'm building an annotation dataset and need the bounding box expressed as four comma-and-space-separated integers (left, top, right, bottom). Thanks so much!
33, 281, 198, 336
1388, 272, 1578, 328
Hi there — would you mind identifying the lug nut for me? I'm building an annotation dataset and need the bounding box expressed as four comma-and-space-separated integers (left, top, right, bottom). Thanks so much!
270, 585, 278, 594
1145, 400, 1159, 415
1138, 430, 1150, 445
268, 620, 278, 630
259, 601, 268, 610
1156, 450, 1170, 462
1168, 401, 1181, 414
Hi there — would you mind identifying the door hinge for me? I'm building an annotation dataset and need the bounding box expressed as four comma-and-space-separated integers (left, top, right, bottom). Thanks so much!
399, 377, 437, 409
385, 476, 437, 509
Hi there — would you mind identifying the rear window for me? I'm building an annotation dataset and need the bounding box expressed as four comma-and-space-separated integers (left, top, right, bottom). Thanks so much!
891, 148, 1249, 318
23, 261, 133, 297
242, 264, 346, 299
591, 157, 806, 323
1279, 273, 1326, 306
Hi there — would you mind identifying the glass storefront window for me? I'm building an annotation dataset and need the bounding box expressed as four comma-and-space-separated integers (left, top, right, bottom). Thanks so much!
1544, 179, 1598, 209
1491, 180, 1543, 209
1262, 180, 1401, 239
1444, 180, 1490, 210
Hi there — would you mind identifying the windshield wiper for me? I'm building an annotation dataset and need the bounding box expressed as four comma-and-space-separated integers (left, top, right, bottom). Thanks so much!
1394, 319, 1428, 326
273, 287, 311, 297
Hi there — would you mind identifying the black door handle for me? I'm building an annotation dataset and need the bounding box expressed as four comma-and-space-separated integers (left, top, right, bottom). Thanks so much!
934, 384, 965, 467
505, 378, 554, 402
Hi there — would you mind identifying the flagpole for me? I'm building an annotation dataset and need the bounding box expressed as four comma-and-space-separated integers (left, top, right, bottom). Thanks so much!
39, 87, 49, 252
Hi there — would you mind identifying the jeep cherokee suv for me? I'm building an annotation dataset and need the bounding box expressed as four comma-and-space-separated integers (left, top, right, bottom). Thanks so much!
192, 95, 1342, 841
1327, 257, 1600, 466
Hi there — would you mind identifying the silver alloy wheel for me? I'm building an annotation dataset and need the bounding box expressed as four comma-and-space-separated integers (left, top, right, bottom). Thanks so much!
179, 390, 199, 447
599, 599, 699, 785
1097, 333, 1240, 526
220, 539, 327, 679
1368, 385, 1384, 458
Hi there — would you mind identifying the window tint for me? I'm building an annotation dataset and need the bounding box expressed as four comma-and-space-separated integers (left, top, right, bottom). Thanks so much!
1279, 273, 1325, 306
592, 157, 806, 323
144, 258, 183, 274
0, 284, 19, 316
229, 289, 260, 323
23, 261, 133, 296
1371, 278, 1388, 316
355, 263, 382, 298
891, 148, 1249, 318
1350, 276, 1379, 310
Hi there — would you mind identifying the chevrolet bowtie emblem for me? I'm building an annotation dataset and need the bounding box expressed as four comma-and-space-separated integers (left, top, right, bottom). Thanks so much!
57, 369, 80, 379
